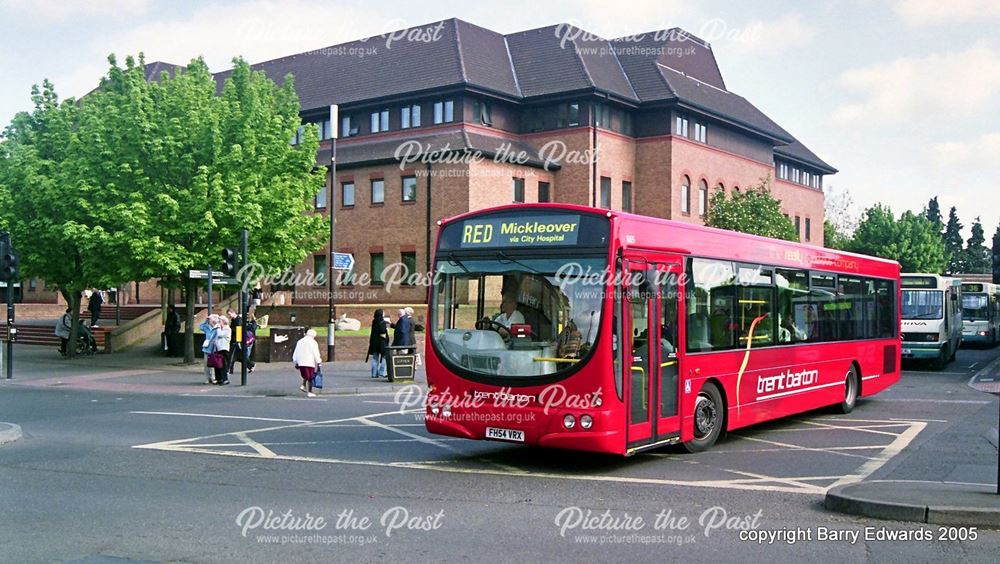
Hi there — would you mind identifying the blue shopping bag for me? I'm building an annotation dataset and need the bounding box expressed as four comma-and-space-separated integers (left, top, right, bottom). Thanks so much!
312, 366, 324, 389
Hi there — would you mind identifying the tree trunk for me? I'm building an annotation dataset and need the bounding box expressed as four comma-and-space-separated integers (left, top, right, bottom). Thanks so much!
183, 278, 195, 364
67, 290, 81, 359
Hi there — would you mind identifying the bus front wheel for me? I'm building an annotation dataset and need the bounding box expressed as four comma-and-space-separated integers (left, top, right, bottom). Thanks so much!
839, 366, 859, 414
684, 382, 723, 453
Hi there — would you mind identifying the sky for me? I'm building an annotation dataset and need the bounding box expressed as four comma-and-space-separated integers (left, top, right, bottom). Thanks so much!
2, 0, 998, 238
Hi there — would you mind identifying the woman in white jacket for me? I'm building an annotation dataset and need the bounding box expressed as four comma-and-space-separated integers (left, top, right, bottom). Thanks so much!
214, 316, 232, 385
292, 329, 323, 397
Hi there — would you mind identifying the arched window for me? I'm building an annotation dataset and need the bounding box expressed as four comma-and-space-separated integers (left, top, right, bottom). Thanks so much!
698, 179, 708, 217
681, 175, 691, 214
717, 182, 725, 195
733, 185, 740, 194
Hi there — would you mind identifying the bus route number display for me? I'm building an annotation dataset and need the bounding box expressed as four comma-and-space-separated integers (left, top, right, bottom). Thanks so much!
460, 215, 581, 248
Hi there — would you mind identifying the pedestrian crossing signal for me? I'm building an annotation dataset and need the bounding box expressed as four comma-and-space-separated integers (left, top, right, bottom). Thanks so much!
221, 248, 237, 277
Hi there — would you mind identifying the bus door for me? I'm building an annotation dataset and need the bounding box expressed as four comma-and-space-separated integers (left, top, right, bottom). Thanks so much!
624, 258, 683, 449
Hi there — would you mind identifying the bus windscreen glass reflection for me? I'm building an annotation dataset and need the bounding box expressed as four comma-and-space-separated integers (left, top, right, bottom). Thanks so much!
432, 257, 606, 378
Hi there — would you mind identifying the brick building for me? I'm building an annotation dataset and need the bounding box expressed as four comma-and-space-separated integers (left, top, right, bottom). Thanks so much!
21, 19, 837, 307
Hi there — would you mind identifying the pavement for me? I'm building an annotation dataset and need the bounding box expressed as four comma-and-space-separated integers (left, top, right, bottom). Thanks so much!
0, 336, 425, 398
0, 421, 22, 446
825, 351, 1000, 527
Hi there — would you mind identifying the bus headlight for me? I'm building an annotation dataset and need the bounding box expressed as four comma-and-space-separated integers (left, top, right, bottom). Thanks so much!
580, 415, 593, 429
563, 414, 576, 429
442, 404, 452, 418
431, 403, 440, 416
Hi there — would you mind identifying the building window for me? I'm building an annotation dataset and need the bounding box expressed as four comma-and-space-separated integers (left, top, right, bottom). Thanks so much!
371, 179, 385, 204
802, 171, 810, 186
401, 105, 421, 129
313, 254, 327, 286
291, 125, 305, 145
341, 182, 355, 207
473, 100, 492, 126
538, 181, 551, 203
594, 103, 611, 128
315, 186, 327, 209
370, 253, 384, 285
778, 162, 788, 180
402, 175, 417, 202
28, 278, 37, 291
676, 115, 689, 137
600, 176, 611, 209
512, 177, 525, 203
717, 182, 725, 195
371, 110, 389, 133
698, 179, 708, 217
434, 100, 454, 124
805, 218, 812, 241
401, 252, 417, 285
792, 168, 800, 183
733, 185, 740, 193
795, 215, 801, 236
557, 103, 580, 128
523, 107, 545, 132
341, 115, 357, 138
681, 175, 691, 214
694, 122, 707, 143
622, 181, 632, 213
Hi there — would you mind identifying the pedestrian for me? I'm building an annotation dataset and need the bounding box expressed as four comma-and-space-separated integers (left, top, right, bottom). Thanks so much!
215, 316, 232, 385
88, 289, 104, 327
165, 305, 181, 335
366, 309, 389, 379
199, 314, 221, 385
391, 307, 410, 348
243, 309, 259, 374
226, 309, 240, 376
292, 328, 322, 397
404, 307, 416, 353
55, 308, 72, 356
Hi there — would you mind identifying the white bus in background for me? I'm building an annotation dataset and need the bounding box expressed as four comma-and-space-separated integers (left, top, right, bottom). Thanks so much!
901, 274, 963, 368
961, 282, 1000, 346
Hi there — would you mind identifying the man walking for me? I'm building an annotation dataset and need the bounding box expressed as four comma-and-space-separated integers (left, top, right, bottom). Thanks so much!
87, 289, 104, 328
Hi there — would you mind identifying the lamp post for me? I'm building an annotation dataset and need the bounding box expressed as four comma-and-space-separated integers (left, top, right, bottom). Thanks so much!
327, 104, 339, 362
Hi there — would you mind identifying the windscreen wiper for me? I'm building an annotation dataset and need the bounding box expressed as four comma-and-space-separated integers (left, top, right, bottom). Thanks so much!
447, 252, 470, 273
496, 251, 540, 274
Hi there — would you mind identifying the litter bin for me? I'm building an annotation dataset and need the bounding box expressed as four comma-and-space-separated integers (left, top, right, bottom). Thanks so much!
386, 345, 416, 382
269, 326, 306, 362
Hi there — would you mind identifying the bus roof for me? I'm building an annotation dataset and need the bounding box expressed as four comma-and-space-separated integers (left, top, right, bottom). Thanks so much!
439, 203, 900, 279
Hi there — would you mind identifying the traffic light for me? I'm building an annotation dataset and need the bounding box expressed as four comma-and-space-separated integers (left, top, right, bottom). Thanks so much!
0, 233, 18, 283
221, 248, 238, 277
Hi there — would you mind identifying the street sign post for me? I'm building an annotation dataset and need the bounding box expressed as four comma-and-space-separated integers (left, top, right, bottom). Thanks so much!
332, 252, 354, 271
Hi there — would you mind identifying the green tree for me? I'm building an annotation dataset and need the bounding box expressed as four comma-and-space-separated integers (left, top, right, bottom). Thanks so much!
957, 217, 991, 274
0, 81, 127, 355
943, 206, 963, 272
0, 54, 328, 362
705, 176, 797, 242
849, 205, 947, 273
923, 196, 944, 237
824, 220, 850, 250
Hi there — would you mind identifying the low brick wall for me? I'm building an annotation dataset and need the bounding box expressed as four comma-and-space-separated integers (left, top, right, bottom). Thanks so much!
255, 333, 425, 363
255, 304, 429, 330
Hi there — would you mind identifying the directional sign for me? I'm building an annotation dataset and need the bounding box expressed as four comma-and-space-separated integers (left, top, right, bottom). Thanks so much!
332, 252, 355, 271
188, 270, 237, 281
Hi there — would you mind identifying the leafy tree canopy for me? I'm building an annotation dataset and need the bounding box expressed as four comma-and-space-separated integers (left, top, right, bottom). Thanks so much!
849, 204, 947, 273
705, 177, 798, 242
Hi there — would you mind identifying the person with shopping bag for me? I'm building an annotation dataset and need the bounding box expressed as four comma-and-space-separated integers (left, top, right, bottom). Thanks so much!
292, 329, 323, 397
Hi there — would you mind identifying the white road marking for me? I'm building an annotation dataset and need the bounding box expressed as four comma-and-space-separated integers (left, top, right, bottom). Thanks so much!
134, 411, 927, 496
905, 371, 969, 376
968, 362, 980, 369
826, 421, 926, 490
235, 432, 277, 458
873, 399, 990, 404
130, 411, 311, 423
888, 417, 948, 423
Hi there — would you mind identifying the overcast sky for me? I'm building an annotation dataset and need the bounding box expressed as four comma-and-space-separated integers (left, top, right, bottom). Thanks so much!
2, 0, 998, 238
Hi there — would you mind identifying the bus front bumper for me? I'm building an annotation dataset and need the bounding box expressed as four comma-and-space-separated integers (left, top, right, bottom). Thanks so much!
963, 331, 992, 344
901, 342, 944, 359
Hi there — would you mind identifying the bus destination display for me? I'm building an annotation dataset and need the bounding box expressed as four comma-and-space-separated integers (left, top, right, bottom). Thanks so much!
460, 215, 581, 248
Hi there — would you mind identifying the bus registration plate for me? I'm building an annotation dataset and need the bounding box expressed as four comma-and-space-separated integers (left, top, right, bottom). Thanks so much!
486, 427, 524, 442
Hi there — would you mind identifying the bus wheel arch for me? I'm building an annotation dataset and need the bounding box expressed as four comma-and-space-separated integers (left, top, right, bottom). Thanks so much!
839, 363, 860, 414
851, 360, 864, 399
683, 379, 726, 453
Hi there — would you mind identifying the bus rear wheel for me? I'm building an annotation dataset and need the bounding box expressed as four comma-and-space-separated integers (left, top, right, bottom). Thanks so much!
839, 366, 859, 414
683, 382, 723, 453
